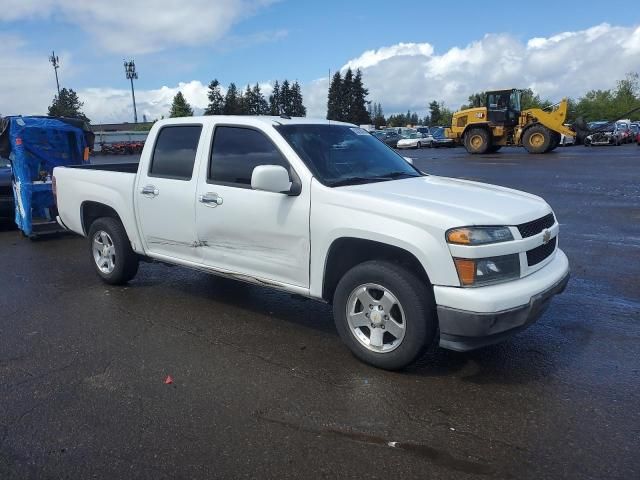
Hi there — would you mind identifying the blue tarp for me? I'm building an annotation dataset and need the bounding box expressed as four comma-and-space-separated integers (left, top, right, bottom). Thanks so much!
1, 116, 90, 235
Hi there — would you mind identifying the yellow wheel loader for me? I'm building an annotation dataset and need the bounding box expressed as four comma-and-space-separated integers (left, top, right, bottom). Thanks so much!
446, 89, 575, 154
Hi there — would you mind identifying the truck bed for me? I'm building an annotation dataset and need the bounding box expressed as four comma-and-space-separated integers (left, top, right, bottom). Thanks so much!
53, 163, 142, 248
67, 162, 140, 173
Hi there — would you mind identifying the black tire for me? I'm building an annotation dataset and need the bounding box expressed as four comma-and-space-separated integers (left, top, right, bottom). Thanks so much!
522, 124, 552, 154
416, 142, 422, 149
486, 145, 502, 153
332, 260, 437, 370
463, 128, 491, 154
88, 217, 139, 285
545, 132, 561, 152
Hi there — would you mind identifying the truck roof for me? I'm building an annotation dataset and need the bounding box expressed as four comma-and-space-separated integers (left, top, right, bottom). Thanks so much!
154, 116, 356, 128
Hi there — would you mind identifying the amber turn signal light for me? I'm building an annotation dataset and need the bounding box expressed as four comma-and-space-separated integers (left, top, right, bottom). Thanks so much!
454, 258, 476, 286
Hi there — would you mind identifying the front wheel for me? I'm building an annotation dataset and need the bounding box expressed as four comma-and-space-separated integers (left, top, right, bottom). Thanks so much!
416, 142, 422, 149
88, 217, 139, 285
463, 128, 491, 154
522, 124, 552, 154
333, 261, 437, 370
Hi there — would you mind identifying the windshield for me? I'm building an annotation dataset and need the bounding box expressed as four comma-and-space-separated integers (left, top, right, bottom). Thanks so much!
276, 124, 422, 187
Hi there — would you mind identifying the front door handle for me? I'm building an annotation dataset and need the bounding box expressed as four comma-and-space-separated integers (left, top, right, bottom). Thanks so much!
199, 192, 223, 207
141, 185, 159, 197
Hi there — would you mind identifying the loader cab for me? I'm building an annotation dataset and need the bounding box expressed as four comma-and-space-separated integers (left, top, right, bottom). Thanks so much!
486, 89, 521, 126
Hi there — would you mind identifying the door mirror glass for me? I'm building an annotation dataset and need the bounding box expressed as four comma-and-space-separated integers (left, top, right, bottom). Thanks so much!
251, 165, 291, 193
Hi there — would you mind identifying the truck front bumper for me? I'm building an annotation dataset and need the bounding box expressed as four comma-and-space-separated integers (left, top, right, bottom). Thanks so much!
434, 249, 570, 352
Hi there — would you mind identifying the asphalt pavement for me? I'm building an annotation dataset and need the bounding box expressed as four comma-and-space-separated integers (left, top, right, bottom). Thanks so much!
1, 144, 639, 479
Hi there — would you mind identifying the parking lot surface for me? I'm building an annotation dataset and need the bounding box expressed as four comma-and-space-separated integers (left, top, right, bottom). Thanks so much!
1, 144, 639, 479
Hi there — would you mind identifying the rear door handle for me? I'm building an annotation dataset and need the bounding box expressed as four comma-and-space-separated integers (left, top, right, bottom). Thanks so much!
141, 185, 159, 197
199, 192, 223, 207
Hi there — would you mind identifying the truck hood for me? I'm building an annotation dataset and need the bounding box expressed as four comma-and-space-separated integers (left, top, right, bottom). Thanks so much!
340, 175, 551, 227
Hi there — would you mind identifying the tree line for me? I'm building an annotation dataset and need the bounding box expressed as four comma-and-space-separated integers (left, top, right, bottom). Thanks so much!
170, 79, 306, 118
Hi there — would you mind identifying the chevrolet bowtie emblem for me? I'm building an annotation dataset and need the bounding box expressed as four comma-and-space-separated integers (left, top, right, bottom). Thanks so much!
542, 229, 551, 244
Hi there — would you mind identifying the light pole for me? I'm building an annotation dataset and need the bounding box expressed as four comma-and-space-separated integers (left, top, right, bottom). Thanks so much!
49, 51, 60, 96
124, 60, 138, 123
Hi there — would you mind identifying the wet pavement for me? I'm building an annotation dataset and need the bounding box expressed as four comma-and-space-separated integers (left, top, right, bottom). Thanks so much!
1, 144, 639, 479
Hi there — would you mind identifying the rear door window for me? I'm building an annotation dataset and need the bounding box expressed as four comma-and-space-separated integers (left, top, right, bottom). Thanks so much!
209, 126, 289, 187
149, 125, 202, 180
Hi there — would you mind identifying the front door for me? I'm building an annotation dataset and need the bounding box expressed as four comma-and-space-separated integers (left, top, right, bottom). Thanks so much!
135, 123, 205, 263
195, 125, 310, 288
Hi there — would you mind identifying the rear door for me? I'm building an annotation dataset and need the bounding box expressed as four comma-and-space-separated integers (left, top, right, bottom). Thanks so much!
135, 123, 206, 263
194, 124, 310, 287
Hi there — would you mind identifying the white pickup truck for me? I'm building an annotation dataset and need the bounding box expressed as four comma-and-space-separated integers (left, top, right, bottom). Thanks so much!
54, 116, 569, 370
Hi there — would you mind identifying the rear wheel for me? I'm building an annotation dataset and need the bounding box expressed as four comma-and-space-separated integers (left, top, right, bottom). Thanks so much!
333, 260, 437, 370
88, 217, 139, 285
522, 124, 552, 154
463, 128, 491, 154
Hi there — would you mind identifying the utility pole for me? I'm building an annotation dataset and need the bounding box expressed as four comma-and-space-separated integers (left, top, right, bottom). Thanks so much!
124, 60, 138, 123
49, 51, 60, 96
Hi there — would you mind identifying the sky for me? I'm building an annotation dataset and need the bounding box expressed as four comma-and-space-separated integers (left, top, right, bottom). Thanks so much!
0, 0, 638, 123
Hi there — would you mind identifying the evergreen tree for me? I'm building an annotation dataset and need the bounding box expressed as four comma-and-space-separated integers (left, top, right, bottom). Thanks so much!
204, 79, 224, 115
290, 81, 306, 116
280, 80, 292, 115
372, 103, 386, 129
269, 80, 281, 115
242, 84, 254, 114
327, 72, 343, 120
428, 101, 441, 126
169, 92, 193, 118
48, 88, 89, 122
350, 69, 370, 124
340, 68, 354, 121
253, 83, 269, 115
223, 83, 242, 115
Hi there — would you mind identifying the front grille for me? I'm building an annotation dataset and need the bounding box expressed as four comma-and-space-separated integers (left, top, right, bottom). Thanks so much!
527, 237, 556, 266
517, 213, 555, 238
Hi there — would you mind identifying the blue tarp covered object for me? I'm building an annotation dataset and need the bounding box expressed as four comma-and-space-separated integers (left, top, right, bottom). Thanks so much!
0, 116, 91, 235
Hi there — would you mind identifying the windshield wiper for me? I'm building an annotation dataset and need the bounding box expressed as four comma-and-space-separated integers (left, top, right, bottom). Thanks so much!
373, 171, 420, 180
330, 176, 385, 187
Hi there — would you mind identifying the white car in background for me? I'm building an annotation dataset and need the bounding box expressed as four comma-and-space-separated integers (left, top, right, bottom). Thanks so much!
396, 132, 432, 149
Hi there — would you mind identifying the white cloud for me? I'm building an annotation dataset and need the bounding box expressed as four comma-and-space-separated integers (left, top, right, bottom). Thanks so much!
316, 23, 640, 118
2, 22, 639, 123
0, 0, 277, 54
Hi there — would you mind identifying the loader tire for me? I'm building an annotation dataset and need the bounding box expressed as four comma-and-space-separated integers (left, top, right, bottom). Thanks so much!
546, 132, 561, 152
522, 125, 552, 154
464, 128, 491, 154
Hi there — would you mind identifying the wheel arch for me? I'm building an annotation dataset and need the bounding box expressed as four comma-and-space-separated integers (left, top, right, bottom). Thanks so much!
321, 237, 433, 303
81, 201, 125, 236
462, 122, 492, 138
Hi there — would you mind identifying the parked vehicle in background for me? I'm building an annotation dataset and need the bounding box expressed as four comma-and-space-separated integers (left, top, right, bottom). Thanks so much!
54, 116, 569, 370
373, 131, 403, 148
416, 126, 430, 136
430, 126, 456, 148
584, 122, 625, 146
0, 158, 13, 219
615, 122, 632, 144
629, 123, 638, 143
397, 132, 431, 149
559, 125, 575, 146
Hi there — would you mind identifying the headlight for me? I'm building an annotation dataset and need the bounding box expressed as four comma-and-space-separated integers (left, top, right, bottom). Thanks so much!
454, 254, 520, 287
446, 226, 513, 245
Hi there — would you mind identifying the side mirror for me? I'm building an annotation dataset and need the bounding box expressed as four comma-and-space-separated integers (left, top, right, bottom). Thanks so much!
251, 165, 292, 194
